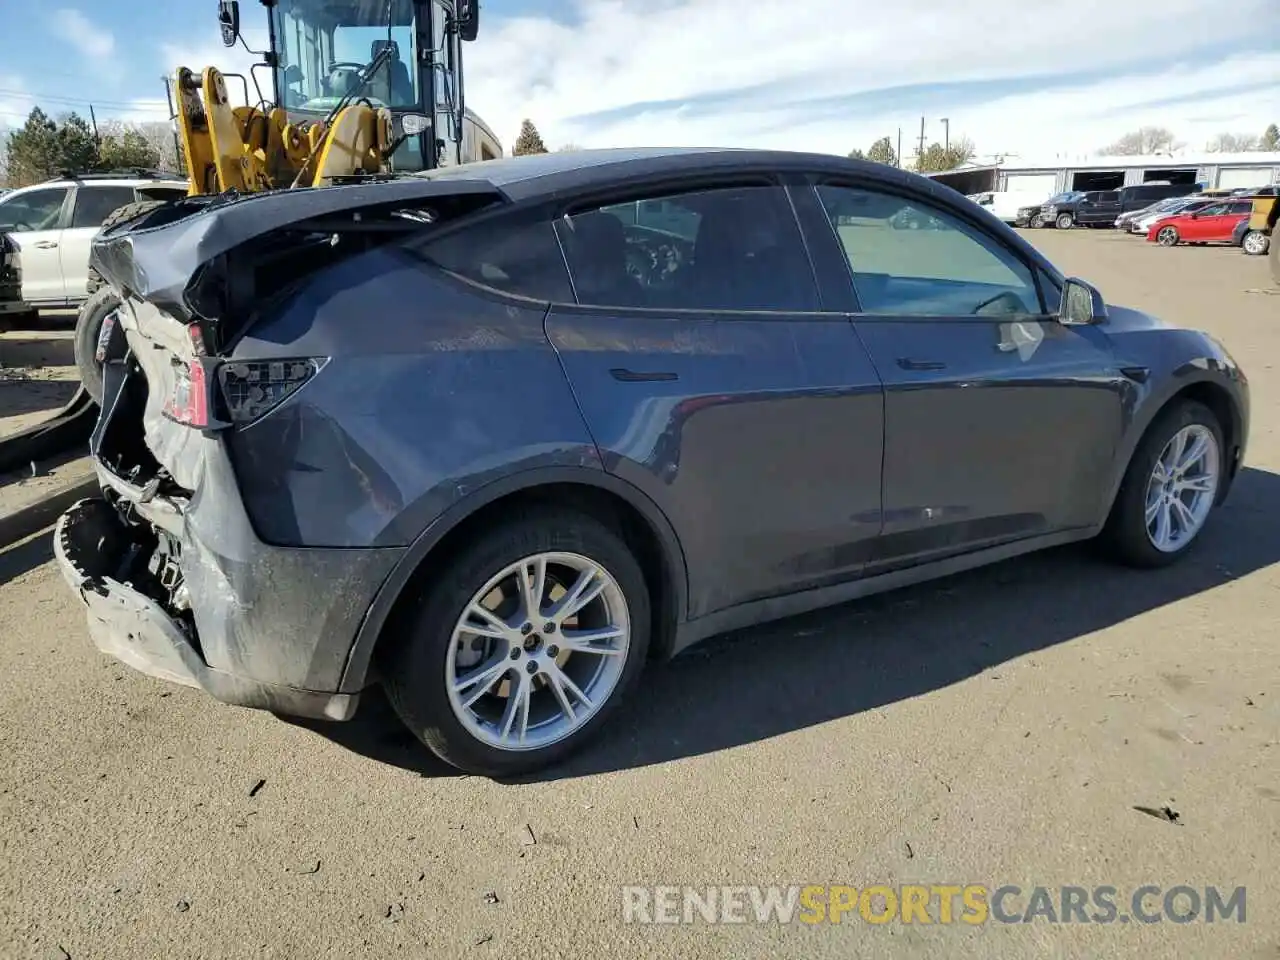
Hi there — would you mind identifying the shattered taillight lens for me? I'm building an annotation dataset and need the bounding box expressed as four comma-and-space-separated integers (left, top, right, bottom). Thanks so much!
217, 358, 328, 424
163, 358, 210, 428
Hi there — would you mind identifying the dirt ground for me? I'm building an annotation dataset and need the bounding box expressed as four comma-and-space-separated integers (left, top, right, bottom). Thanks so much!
0, 231, 1277, 960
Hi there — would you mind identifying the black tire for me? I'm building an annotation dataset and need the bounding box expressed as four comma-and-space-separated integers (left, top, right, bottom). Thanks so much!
73, 285, 120, 405
1055, 212, 1073, 229
1100, 400, 1224, 568
84, 199, 171, 294
1156, 226, 1180, 247
382, 508, 652, 777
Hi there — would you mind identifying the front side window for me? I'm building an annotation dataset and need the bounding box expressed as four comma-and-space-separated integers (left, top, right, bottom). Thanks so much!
817, 184, 1041, 317
557, 184, 819, 312
0, 188, 69, 232
71, 186, 137, 229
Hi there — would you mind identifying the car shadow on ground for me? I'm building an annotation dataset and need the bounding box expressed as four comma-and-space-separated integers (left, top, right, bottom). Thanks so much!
285, 466, 1280, 782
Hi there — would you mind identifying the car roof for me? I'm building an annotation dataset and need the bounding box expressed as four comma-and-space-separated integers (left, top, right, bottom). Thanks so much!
2, 176, 186, 196
412, 146, 936, 203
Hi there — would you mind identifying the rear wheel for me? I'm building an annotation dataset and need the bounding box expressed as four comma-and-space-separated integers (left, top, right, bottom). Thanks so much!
1055, 212, 1074, 229
1156, 226, 1179, 246
1101, 400, 1224, 568
72, 286, 120, 405
382, 509, 651, 777
1030, 213, 1047, 228
1241, 230, 1269, 255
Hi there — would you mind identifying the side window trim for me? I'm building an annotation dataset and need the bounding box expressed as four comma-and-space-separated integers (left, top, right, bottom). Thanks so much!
552, 177, 828, 318
807, 178, 1055, 321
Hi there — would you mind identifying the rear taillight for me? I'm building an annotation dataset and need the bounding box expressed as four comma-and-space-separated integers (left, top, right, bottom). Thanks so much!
163, 358, 210, 428
217, 358, 328, 424
94, 310, 117, 364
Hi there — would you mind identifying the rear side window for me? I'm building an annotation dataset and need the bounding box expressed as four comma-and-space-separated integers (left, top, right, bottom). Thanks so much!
71, 186, 138, 228
413, 217, 573, 303
137, 185, 187, 202
557, 184, 819, 312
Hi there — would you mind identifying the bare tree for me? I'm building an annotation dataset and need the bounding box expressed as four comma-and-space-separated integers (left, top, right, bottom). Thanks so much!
1097, 126, 1181, 156
1207, 132, 1261, 153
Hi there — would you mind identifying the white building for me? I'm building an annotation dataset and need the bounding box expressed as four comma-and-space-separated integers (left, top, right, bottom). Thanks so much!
926, 151, 1280, 197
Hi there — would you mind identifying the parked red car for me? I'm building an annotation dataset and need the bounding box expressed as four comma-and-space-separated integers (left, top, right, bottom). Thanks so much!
1147, 198, 1252, 246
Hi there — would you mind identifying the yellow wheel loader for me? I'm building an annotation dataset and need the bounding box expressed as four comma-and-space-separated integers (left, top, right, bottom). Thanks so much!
68, 0, 501, 404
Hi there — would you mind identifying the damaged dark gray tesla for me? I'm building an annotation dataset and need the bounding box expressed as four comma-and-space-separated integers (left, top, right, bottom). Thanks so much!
54, 147, 1250, 776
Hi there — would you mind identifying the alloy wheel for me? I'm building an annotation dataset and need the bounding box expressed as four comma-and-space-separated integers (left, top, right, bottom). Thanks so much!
1056, 213, 1073, 229
1242, 230, 1269, 256
1157, 227, 1179, 246
1144, 424, 1220, 553
444, 552, 631, 751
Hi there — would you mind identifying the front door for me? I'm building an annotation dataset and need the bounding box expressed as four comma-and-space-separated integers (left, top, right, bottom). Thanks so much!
545, 182, 885, 617
1181, 201, 1252, 242
809, 183, 1128, 571
0, 186, 71, 302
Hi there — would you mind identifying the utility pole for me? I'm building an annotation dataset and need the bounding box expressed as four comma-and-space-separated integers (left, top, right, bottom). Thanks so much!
917, 116, 926, 163
941, 117, 950, 152
896, 127, 902, 169
88, 104, 99, 142
162, 75, 182, 172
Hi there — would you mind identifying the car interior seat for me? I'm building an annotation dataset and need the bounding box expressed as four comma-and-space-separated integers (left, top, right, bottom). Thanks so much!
370, 40, 415, 106
562, 211, 643, 306
689, 191, 811, 310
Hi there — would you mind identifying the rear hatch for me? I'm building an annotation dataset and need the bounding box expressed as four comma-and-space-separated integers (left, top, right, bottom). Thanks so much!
90, 178, 504, 489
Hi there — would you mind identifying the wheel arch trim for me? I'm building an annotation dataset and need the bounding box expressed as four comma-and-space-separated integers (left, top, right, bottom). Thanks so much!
338, 465, 690, 693
1101, 365, 1247, 521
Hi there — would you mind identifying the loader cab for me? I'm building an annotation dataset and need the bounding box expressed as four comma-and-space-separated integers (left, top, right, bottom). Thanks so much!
259, 0, 484, 170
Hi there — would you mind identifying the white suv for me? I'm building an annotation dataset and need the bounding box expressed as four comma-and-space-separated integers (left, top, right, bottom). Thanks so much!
0, 172, 187, 308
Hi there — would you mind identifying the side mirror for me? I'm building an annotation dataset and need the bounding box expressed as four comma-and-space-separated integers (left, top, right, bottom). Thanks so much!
456, 0, 480, 41
218, 0, 240, 47
1059, 277, 1108, 325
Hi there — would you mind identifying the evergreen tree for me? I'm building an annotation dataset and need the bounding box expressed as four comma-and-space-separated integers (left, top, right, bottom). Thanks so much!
2, 107, 62, 186
512, 119, 548, 156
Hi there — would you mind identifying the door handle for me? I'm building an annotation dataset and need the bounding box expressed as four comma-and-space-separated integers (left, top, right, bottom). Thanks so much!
896, 358, 946, 371
33, 241, 59, 249
610, 368, 678, 382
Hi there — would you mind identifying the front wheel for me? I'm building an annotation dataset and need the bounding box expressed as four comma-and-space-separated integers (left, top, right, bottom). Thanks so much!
1156, 226, 1180, 246
382, 509, 652, 777
1240, 230, 1269, 255
1101, 400, 1224, 568
1030, 214, 1047, 229
1055, 213, 1073, 229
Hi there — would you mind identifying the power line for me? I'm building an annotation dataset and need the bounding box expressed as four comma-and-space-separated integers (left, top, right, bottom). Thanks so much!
0, 87, 166, 110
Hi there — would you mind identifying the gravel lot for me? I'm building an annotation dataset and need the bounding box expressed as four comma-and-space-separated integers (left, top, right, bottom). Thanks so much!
1, 231, 1277, 960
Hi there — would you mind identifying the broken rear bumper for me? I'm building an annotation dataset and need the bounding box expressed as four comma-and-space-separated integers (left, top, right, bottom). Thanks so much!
54, 495, 400, 721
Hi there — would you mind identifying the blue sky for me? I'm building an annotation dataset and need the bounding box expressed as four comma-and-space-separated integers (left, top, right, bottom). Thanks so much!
1, 0, 1277, 160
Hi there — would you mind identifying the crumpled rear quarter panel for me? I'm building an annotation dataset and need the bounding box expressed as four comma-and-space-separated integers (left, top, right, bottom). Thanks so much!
222, 244, 602, 549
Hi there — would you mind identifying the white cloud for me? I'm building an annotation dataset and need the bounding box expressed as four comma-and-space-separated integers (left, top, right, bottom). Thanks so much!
51, 8, 115, 60
160, 26, 273, 110
460, 0, 1280, 157
132, 0, 1279, 160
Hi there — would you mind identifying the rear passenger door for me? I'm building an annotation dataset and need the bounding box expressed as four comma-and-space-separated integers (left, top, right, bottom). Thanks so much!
545, 181, 885, 617
61, 185, 138, 299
